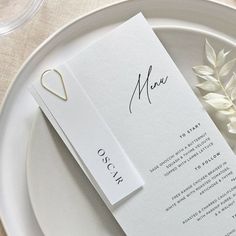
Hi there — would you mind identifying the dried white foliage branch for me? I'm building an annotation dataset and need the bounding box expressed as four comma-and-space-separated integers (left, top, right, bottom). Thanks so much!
193, 40, 236, 133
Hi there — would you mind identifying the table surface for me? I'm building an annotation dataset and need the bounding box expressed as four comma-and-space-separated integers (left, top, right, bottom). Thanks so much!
0, 0, 235, 235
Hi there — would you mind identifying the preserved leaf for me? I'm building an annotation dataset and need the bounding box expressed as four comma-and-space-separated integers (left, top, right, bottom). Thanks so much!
219, 59, 236, 77
192, 65, 214, 75
219, 108, 236, 115
203, 93, 226, 100
216, 49, 230, 67
227, 118, 236, 133
196, 80, 219, 91
206, 98, 232, 110
205, 39, 216, 66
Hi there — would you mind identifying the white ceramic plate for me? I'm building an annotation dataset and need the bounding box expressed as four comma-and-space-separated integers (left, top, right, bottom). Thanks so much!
1, 0, 236, 235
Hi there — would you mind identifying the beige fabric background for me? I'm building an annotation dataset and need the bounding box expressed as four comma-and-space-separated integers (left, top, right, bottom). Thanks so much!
0, 0, 235, 235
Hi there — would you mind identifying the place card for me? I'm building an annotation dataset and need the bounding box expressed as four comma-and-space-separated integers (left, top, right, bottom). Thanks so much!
30, 66, 144, 206
31, 13, 236, 235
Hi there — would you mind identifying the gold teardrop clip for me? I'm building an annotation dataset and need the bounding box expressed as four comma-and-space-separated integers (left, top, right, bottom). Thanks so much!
40, 69, 68, 101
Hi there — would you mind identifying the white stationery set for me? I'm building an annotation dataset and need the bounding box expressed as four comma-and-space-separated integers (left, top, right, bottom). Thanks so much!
30, 13, 236, 236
